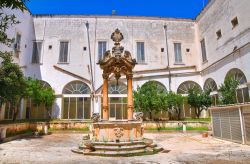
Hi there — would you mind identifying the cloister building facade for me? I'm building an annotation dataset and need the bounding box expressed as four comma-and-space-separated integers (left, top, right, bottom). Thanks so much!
0, 0, 250, 120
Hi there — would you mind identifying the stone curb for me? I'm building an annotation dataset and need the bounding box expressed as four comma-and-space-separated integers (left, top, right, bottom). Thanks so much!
0, 132, 33, 144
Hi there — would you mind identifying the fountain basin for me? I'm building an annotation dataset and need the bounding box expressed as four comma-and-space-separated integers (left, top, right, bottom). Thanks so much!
92, 121, 143, 142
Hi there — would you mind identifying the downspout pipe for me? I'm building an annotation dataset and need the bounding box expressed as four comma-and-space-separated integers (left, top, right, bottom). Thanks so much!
85, 22, 95, 91
164, 25, 172, 92
85, 21, 95, 113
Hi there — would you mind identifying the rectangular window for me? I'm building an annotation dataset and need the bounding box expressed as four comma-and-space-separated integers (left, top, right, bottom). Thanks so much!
200, 39, 207, 62
59, 41, 69, 63
15, 33, 21, 52
174, 43, 182, 63
31, 41, 42, 64
136, 42, 145, 63
62, 97, 91, 119
98, 41, 107, 61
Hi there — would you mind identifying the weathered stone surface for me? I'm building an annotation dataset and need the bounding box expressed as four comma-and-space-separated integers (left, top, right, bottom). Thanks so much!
92, 121, 143, 142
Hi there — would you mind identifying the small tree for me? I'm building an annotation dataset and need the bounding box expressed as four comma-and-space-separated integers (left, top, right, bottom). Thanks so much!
40, 87, 55, 119
133, 81, 168, 120
0, 53, 27, 120
0, 0, 27, 121
187, 87, 212, 118
26, 78, 56, 119
166, 92, 184, 120
219, 77, 239, 105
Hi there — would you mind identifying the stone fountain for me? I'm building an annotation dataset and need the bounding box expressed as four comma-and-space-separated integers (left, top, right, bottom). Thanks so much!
72, 29, 163, 156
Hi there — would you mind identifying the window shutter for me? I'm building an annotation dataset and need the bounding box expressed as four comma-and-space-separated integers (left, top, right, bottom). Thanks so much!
137, 42, 145, 63
32, 42, 42, 64
59, 42, 69, 63
141, 43, 145, 61
174, 43, 182, 63
64, 42, 68, 62
98, 41, 107, 60
59, 42, 64, 62
201, 39, 207, 62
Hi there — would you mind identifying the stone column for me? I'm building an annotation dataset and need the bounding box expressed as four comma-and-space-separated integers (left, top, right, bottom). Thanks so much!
102, 74, 109, 120
127, 74, 134, 120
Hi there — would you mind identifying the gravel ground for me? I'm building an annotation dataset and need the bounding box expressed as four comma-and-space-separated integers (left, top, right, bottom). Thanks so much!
0, 132, 250, 164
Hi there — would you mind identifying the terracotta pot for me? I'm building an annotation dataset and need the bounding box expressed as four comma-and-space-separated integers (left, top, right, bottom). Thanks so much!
202, 132, 208, 138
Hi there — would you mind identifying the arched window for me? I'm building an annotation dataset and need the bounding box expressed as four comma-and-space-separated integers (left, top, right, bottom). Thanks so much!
225, 68, 247, 85
62, 81, 91, 120
108, 82, 127, 94
63, 81, 91, 94
40, 80, 52, 89
177, 81, 202, 95
142, 81, 167, 93
177, 81, 202, 118
204, 78, 218, 92
225, 68, 249, 103
204, 78, 218, 106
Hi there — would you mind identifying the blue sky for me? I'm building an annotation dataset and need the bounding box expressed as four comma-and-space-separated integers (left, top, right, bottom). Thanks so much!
26, 0, 209, 19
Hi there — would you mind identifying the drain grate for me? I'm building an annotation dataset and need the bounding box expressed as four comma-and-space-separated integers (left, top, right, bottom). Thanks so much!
161, 150, 171, 153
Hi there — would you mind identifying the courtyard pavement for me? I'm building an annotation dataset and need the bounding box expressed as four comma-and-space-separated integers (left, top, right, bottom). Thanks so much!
0, 132, 250, 164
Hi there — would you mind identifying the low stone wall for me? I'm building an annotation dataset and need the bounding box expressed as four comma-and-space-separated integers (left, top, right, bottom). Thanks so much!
0, 121, 92, 139
43, 121, 90, 130
143, 121, 211, 129
0, 123, 37, 138
0, 121, 210, 139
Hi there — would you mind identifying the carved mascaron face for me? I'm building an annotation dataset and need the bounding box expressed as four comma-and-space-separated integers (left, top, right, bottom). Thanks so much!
114, 128, 124, 139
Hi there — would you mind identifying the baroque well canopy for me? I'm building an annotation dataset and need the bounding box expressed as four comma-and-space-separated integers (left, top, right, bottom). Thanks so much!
98, 29, 137, 82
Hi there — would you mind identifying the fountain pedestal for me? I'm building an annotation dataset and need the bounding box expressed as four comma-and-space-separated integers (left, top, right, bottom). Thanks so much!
92, 121, 143, 142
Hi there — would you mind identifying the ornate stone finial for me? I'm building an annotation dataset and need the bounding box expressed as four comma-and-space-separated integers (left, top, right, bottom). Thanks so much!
133, 112, 144, 122
91, 113, 100, 123
111, 28, 124, 44
111, 29, 124, 57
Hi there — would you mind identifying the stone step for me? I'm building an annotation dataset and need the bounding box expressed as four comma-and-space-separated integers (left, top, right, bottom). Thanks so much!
91, 141, 145, 146
83, 149, 147, 157
83, 146, 164, 157
71, 148, 83, 154
72, 145, 164, 157
79, 144, 151, 151
95, 145, 146, 151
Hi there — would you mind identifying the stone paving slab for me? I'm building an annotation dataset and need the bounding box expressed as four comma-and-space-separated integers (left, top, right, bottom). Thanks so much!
0, 132, 250, 164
